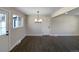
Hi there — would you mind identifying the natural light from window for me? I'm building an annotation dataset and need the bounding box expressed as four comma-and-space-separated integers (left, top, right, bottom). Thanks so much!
0, 13, 6, 36
13, 15, 23, 29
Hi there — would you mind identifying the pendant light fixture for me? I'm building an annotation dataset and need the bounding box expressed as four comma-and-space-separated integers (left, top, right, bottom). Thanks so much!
35, 11, 42, 23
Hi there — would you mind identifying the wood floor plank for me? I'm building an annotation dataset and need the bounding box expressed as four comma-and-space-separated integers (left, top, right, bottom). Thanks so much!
11, 36, 79, 52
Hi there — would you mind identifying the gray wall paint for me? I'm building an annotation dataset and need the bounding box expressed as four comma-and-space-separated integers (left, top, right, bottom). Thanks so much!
26, 15, 79, 36
50, 15, 79, 36
26, 15, 51, 36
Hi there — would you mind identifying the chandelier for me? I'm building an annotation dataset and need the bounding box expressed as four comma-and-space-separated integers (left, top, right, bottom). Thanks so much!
35, 11, 43, 23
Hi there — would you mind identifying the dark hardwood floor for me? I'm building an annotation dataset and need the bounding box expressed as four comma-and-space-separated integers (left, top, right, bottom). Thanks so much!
11, 36, 79, 52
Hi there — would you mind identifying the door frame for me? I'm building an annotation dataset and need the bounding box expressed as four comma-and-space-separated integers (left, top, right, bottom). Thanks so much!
0, 8, 9, 51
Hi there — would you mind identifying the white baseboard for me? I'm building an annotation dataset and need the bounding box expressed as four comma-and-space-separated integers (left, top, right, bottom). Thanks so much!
26, 34, 79, 36
50, 34, 79, 36
9, 34, 26, 51
26, 34, 43, 36
9, 39, 21, 51
13, 34, 79, 38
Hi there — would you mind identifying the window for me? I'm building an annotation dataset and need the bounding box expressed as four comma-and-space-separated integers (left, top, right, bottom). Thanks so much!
13, 15, 23, 28
0, 13, 6, 35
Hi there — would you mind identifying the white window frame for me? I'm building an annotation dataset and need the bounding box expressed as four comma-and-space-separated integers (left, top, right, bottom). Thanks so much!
13, 14, 23, 29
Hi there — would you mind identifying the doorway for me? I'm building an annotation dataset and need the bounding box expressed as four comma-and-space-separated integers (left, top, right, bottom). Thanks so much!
0, 9, 9, 52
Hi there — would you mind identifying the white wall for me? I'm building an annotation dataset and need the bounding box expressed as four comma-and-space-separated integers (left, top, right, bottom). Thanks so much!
26, 15, 51, 36
24, 13, 79, 36
26, 15, 79, 36
50, 14, 79, 36
0, 7, 27, 51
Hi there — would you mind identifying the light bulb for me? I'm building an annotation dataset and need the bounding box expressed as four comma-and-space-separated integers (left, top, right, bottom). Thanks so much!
38, 19, 42, 22
35, 19, 38, 22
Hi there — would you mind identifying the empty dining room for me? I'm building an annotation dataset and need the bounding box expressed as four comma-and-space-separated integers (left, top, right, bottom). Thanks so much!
0, 7, 79, 52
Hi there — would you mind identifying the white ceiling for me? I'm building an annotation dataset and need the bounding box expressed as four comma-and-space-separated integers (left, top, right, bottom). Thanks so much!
15, 7, 61, 16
